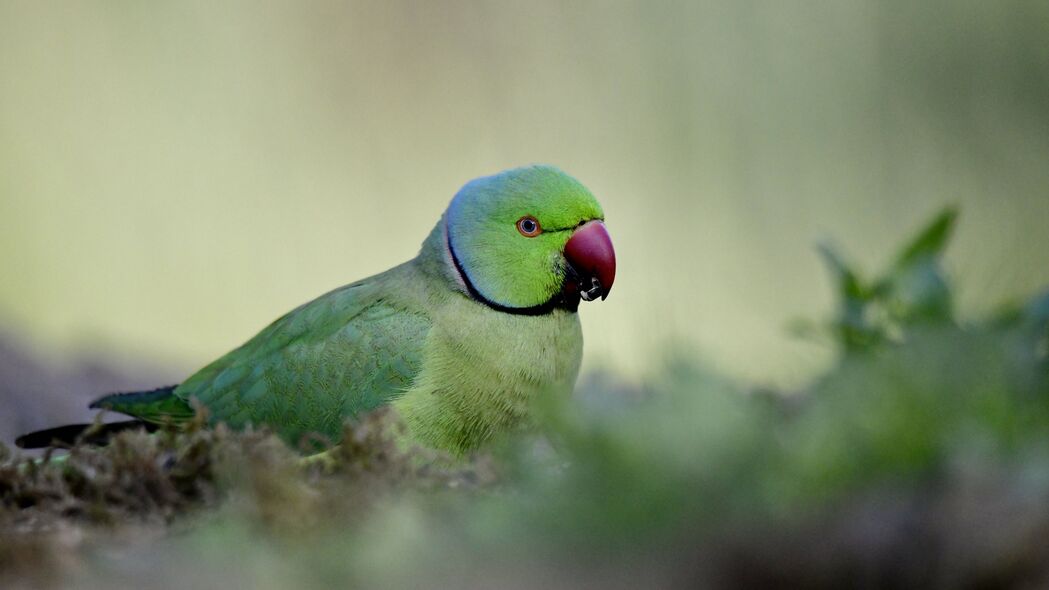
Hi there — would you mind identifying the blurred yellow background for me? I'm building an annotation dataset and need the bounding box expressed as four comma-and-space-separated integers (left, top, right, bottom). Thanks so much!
1, 1, 1047, 387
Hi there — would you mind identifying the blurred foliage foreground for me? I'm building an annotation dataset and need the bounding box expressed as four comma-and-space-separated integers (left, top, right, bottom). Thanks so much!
2, 210, 1048, 590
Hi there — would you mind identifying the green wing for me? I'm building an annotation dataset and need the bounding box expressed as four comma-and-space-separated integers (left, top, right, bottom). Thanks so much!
171, 269, 430, 446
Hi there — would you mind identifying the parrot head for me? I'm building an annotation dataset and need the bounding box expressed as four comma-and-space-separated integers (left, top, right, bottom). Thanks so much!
445, 165, 616, 314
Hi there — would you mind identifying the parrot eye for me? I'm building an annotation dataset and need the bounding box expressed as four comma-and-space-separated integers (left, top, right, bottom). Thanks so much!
516, 216, 541, 237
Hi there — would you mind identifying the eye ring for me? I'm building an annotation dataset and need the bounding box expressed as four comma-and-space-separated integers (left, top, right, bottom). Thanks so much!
516, 216, 542, 237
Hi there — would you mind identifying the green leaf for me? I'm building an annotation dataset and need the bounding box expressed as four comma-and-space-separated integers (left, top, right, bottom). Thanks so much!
891, 206, 958, 271
882, 260, 953, 323
817, 242, 884, 351
872, 207, 958, 325
817, 241, 867, 301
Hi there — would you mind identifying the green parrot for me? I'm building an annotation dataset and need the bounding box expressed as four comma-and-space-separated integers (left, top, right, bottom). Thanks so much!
16, 165, 616, 456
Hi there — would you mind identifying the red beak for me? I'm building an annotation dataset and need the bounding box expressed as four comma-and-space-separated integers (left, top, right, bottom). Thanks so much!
563, 220, 616, 301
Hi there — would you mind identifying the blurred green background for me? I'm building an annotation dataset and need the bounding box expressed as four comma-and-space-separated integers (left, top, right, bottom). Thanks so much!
1, 0, 1047, 388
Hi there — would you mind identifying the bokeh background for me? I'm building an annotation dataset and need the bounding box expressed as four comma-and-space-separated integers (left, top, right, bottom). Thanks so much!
1, 1, 1048, 443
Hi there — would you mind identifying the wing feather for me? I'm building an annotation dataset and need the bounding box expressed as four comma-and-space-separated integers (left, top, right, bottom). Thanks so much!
174, 268, 431, 446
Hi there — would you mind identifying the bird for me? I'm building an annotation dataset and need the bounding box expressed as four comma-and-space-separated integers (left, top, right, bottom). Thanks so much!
16, 165, 616, 456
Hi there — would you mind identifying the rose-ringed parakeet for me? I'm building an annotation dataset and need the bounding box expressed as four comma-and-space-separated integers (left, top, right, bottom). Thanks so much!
16, 165, 616, 456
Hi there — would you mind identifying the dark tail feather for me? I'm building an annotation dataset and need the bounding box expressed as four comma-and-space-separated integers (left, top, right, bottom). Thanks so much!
15, 420, 158, 449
